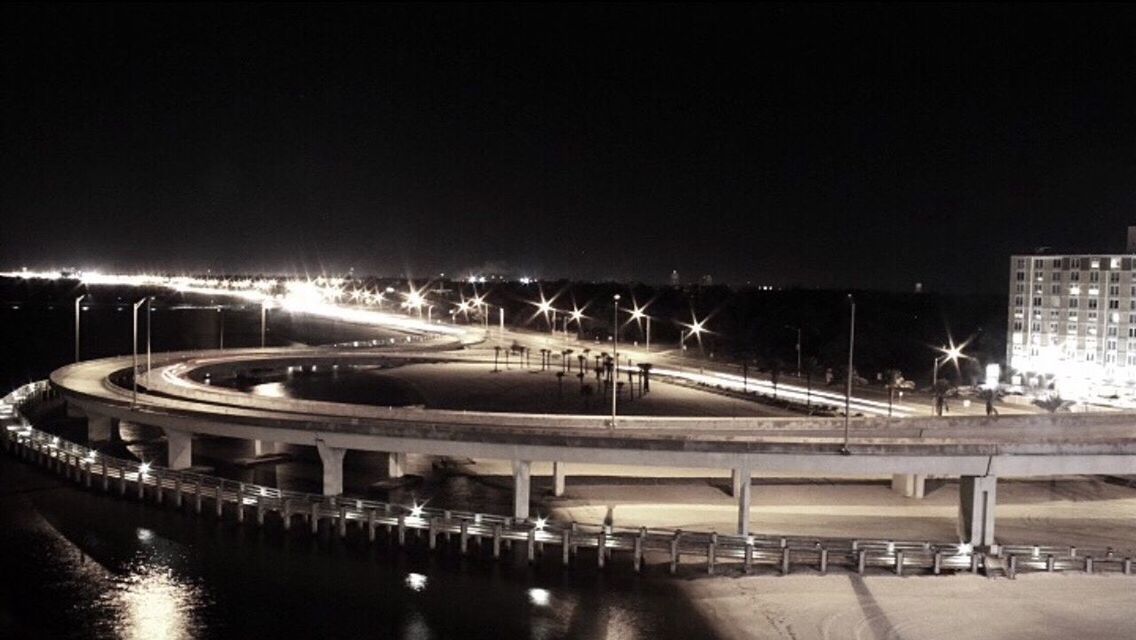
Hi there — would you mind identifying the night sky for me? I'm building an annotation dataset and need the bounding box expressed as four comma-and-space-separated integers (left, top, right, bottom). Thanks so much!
3, 4, 1135, 291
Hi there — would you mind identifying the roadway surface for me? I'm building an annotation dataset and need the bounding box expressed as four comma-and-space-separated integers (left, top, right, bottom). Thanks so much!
50, 346, 1136, 477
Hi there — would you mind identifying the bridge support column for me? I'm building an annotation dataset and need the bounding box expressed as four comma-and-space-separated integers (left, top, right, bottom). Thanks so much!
512, 459, 531, 520
87, 414, 116, 443
386, 452, 406, 479
254, 440, 278, 456
959, 475, 997, 548
734, 466, 751, 536
316, 440, 346, 496
891, 474, 925, 498
165, 429, 193, 470
553, 462, 566, 497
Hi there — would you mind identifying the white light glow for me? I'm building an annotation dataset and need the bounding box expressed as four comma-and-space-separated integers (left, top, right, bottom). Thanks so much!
405, 572, 428, 592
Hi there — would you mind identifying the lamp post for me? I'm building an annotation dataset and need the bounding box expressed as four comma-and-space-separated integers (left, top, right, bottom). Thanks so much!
146, 297, 152, 373
611, 293, 621, 428
217, 305, 224, 349
260, 300, 268, 348
841, 294, 855, 455
74, 294, 87, 362
784, 325, 802, 377
131, 297, 150, 407
931, 343, 967, 416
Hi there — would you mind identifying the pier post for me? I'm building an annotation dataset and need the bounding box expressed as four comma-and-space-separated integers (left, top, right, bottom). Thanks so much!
958, 475, 997, 548
512, 459, 532, 519
891, 474, 926, 498
386, 452, 406, 479
164, 429, 193, 470
734, 465, 752, 536
553, 461, 566, 497
315, 440, 347, 496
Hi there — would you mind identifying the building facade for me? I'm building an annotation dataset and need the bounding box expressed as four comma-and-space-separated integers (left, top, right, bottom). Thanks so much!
1008, 240, 1136, 404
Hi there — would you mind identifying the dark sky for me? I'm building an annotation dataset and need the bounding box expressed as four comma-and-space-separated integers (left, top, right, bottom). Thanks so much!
3, 4, 1135, 291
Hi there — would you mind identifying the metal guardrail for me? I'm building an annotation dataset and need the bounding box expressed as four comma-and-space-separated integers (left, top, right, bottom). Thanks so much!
3, 380, 1133, 578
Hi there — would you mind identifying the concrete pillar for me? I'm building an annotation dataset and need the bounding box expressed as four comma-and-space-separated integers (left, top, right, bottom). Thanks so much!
734, 466, 752, 536
316, 440, 347, 496
891, 474, 926, 498
387, 452, 406, 478
254, 440, 278, 456
512, 459, 532, 520
88, 415, 115, 443
165, 429, 193, 470
553, 461, 566, 497
958, 475, 997, 548
731, 468, 744, 497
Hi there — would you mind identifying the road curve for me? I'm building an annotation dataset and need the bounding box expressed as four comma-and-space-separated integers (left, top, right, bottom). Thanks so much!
50, 348, 1136, 476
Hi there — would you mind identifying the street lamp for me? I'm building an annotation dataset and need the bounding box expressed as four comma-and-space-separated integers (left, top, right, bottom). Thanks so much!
131, 296, 151, 407
217, 305, 224, 349
610, 293, 620, 428
260, 299, 269, 348
784, 324, 802, 377
932, 342, 969, 416
74, 293, 87, 362
628, 303, 651, 352
841, 294, 855, 455
679, 313, 707, 353
569, 306, 586, 340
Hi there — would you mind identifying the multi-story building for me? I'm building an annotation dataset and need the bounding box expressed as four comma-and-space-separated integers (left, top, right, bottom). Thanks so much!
1008, 228, 1136, 403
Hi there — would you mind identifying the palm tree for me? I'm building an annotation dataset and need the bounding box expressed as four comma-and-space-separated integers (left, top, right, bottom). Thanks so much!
1033, 394, 1073, 413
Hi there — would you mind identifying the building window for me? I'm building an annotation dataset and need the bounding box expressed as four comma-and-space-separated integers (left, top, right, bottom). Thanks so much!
1090, 271, 1101, 283
1068, 298, 1078, 308
1088, 299, 1099, 310
1110, 285, 1120, 296
1111, 258, 1122, 269
1034, 297, 1043, 307
1108, 326, 1119, 337
1016, 271, 1025, 281
1091, 259, 1101, 269
1071, 272, 1081, 282
1053, 272, 1062, 281
1111, 271, 1121, 282
1015, 296, 1024, 307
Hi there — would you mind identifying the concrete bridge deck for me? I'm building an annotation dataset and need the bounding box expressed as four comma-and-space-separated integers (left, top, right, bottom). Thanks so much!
48, 348, 1136, 543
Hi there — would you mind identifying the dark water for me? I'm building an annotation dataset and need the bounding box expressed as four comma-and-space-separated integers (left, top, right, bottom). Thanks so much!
0, 280, 717, 639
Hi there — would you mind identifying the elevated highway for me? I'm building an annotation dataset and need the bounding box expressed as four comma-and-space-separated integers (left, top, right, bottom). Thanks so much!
51, 348, 1136, 544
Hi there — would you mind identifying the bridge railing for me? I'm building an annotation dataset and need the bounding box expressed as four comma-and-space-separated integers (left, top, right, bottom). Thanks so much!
3, 379, 1133, 578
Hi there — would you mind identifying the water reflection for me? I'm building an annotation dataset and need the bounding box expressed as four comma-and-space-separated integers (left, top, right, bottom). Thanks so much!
104, 561, 205, 640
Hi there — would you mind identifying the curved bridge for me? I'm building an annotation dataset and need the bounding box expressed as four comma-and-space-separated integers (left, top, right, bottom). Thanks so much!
50, 347, 1136, 544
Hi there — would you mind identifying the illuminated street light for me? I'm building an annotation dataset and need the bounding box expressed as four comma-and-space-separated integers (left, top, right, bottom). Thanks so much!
611, 293, 620, 428
74, 293, 87, 362
932, 339, 972, 416
679, 312, 708, 353
841, 294, 855, 455
409, 502, 425, 518
131, 296, 152, 407
626, 301, 653, 352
